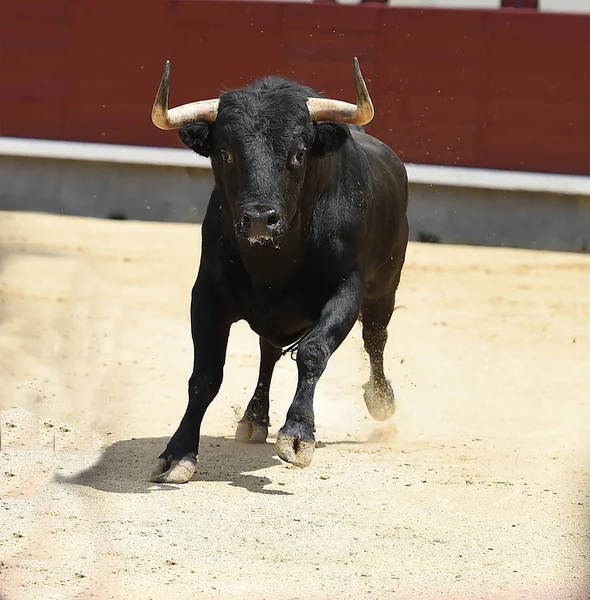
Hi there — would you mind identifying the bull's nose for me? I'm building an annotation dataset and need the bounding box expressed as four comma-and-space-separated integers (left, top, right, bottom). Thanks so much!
236, 208, 282, 238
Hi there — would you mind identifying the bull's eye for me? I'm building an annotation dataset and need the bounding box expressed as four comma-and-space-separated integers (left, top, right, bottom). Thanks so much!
220, 150, 233, 163
291, 149, 306, 167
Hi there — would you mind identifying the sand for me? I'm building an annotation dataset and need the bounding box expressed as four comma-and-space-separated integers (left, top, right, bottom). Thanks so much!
0, 210, 588, 600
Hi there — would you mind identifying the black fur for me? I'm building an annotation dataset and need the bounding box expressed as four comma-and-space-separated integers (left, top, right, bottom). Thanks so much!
152, 74, 409, 481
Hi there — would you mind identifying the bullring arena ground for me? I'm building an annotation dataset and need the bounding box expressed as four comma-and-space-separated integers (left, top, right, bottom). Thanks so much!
0, 209, 588, 600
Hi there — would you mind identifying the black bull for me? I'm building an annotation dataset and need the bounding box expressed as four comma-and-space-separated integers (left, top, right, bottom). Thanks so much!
149, 59, 409, 484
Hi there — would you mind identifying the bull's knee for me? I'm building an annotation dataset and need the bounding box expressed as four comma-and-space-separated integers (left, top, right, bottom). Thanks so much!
188, 371, 223, 400
297, 339, 329, 379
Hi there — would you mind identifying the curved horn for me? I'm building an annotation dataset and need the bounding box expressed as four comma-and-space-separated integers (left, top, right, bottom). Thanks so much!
306, 57, 374, 126
151, 60, 219, 130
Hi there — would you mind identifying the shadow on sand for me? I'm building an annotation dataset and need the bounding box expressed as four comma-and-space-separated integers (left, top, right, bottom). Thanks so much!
57, 435, 293, 496
56, 422, 396, 497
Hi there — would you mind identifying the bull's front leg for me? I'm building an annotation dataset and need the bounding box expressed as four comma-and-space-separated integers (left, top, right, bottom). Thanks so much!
276, 269, 364, 467
235, 337, 282, 444
151, 266, 231, 484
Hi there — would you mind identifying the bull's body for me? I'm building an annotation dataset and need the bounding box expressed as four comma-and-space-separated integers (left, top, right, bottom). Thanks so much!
202, 127, 408, 348
150, 67, 409, 483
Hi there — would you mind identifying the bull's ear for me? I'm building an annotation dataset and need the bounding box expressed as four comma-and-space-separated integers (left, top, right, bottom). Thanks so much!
178, 122, 213, 157
312, 123, 350, 156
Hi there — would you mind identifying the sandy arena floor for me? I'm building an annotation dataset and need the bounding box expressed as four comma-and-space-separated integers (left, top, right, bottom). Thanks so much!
0, 210, 589, 600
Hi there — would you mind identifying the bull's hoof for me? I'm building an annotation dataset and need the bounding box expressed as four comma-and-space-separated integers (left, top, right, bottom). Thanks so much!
275, 424, 315, 468
363, 379, 396, 421
234, 419, 269, 444
150, 454, 197, 484
250, 425, 269, 444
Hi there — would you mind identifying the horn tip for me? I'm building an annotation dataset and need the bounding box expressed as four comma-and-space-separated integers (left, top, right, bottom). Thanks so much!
160, 60, 171, 81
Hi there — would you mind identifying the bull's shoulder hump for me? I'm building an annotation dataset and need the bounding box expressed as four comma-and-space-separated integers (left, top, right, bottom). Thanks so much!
350, 131, 403, 163
349, 131, 406, 184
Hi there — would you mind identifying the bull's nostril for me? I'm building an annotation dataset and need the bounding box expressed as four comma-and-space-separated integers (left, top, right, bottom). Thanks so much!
240, 215, 252, 230
266, 214, 279, 228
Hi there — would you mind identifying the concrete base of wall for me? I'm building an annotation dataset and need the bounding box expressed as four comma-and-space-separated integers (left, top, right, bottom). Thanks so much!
1, 138, 589, 254
409, 183, 590, 253
0, 155, 213, 224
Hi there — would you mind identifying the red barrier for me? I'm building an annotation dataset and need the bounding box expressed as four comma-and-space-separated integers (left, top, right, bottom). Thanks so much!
1, 0, 588, 175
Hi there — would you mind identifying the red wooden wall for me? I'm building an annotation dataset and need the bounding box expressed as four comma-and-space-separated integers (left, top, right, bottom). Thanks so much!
0, 0, 588, 175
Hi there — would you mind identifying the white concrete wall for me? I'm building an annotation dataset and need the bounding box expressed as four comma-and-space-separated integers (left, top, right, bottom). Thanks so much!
539, 0, 590, 13
1, 138, 590, 253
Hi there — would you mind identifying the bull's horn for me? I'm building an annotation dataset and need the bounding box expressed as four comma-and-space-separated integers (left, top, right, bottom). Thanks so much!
306, 57, 374, 126
151, 60, 219, 130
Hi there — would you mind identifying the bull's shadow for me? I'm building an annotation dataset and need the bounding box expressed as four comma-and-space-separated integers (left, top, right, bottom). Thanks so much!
58, 435, 293, 496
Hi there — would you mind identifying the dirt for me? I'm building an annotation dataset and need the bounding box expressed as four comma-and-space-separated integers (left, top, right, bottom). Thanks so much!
0, 210, 589, 600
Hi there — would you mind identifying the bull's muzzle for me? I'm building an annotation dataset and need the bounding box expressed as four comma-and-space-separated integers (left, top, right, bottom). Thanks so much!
235, 207, 283, 242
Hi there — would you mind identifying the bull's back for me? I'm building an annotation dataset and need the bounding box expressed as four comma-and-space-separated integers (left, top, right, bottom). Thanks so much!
349, 131, 409, 285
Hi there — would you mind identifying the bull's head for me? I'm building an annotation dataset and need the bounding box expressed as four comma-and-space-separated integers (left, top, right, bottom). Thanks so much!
152, 58, 374, 245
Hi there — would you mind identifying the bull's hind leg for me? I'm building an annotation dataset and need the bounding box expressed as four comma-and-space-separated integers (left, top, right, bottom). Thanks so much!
235, 337, 282, 444
361, 293, 397, 421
